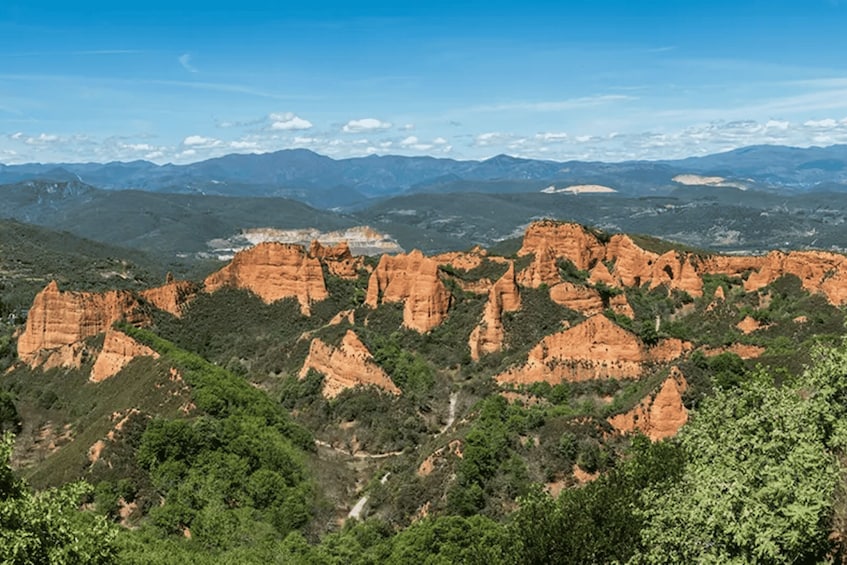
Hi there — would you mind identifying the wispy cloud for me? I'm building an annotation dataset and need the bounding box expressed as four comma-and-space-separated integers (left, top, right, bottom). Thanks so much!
178, 53, 198, 73
342, 118, 392, 133
470, 94, 636, 113
269, 112, 313, 130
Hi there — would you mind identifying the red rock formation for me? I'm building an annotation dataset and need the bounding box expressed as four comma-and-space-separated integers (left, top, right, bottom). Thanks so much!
299, 330, 400, 398
736, 315, 763, 334
365, 250, 452, 332
609, 293, 636, 318
514, 223, 705, 297
549, 282, 605, 316
309, 240, 363, 279
518, 221, 606, 271
17, 281, 150, 368
605, 235, 703, 297
608, 367, 688, 440
204, 242, 328, 314
496, 315, 689, 385
702, 343, 765, 359
588, 261, 619, 287
650, 338, 694, 363
517, 245, 561, 288
469, 263, 521, 360
140, 275, 198, 317
433, 249, 486, 271
90, 330, 159, 383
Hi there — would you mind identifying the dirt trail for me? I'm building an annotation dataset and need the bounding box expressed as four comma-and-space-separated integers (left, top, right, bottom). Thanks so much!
348, 472, 390, 520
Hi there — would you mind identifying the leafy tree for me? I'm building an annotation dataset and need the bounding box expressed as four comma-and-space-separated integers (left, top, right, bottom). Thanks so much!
0, 391, 21, 434
0, 433, 117, 564
509, 437, 684, 564
635, 341, 847, 563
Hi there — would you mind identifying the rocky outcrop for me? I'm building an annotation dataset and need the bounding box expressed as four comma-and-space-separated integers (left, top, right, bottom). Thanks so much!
703, 343, 765, 360
90, 330, 159, 383
604, 235, 703, 297
517, 245, 561, 288
496, 315, 690, 385
309, 240, 363, 279
469, 263, 521, 360
514, 223, 704, 297
549, 282, 605, 316
140, 274, 198, 317
204, 242, 328, 314
299, 330, 400, 398
433, 249, 486, 272
518, 221, 606, 271
17, 281, 150, 368
609, 293, 636, 318
608, 367, 688, 440
736, 315, 763, 334
365, 250, 452, 333
700, 250, 847, 306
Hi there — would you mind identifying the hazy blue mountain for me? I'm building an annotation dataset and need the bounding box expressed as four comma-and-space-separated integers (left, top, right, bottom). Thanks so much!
2, 144, 847, 210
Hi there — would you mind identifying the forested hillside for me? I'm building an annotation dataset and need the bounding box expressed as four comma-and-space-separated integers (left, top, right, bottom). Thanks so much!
4, 220, 847, 563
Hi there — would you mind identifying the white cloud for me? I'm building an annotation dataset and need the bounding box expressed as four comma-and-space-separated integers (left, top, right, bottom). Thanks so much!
401, 123, 415, 131
9, 132, 23, 140
178, 53, 198, 73
535, 132, 569, 142
433, 137, 448, 145
183, 135, 221, 147
804, 118, 838, 128
765, 119, 790, 130
342, 118, 392, 133
400, 135, 419, 147
24, 133, 60, 145
230, 140, 259, 150
475, 132, 506, 146
269, 112, 313, 130
121, 143, 155, 151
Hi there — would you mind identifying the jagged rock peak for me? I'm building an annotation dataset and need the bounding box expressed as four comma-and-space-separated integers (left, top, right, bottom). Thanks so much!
299, 330, 400, 398
203, 241, 328, 314
608, 367, 689, 440
365, 250, 452, 333
17, 281, 151, 368
469, 262, 521, 360
496, 314, 691, 385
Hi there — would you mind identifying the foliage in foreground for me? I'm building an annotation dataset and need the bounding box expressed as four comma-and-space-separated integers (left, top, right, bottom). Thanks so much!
0, 433, 117, 564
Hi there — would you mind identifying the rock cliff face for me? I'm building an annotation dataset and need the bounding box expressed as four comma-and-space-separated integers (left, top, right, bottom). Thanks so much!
469, 263, 521, 360
140, 275, 198, 317
518, 221, 606, 271
517, 245, 561, 288
549, 282, 604, 316
608, 367, 688, 440
515, 223, 703, 297
309, 240, 363, 279
700, 250, 847, 306
433, 249, 486, 272
604, 235, 703, 297
496, 315, 690, 385
204, 242, 328, 314
17, 281, 150, 368
299, 330, 400, 398
90, 330, 159, 383
365, 250, 452, 333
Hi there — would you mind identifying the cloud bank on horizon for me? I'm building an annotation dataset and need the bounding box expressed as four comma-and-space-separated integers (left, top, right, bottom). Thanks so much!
1, 0, 847, 165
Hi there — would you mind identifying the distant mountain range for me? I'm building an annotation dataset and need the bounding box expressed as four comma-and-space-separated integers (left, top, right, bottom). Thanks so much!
5, 144, 847, 259
3, 144, 847, 210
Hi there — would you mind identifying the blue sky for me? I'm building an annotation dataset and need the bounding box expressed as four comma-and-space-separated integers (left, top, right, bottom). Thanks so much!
1, 1, 847, 164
